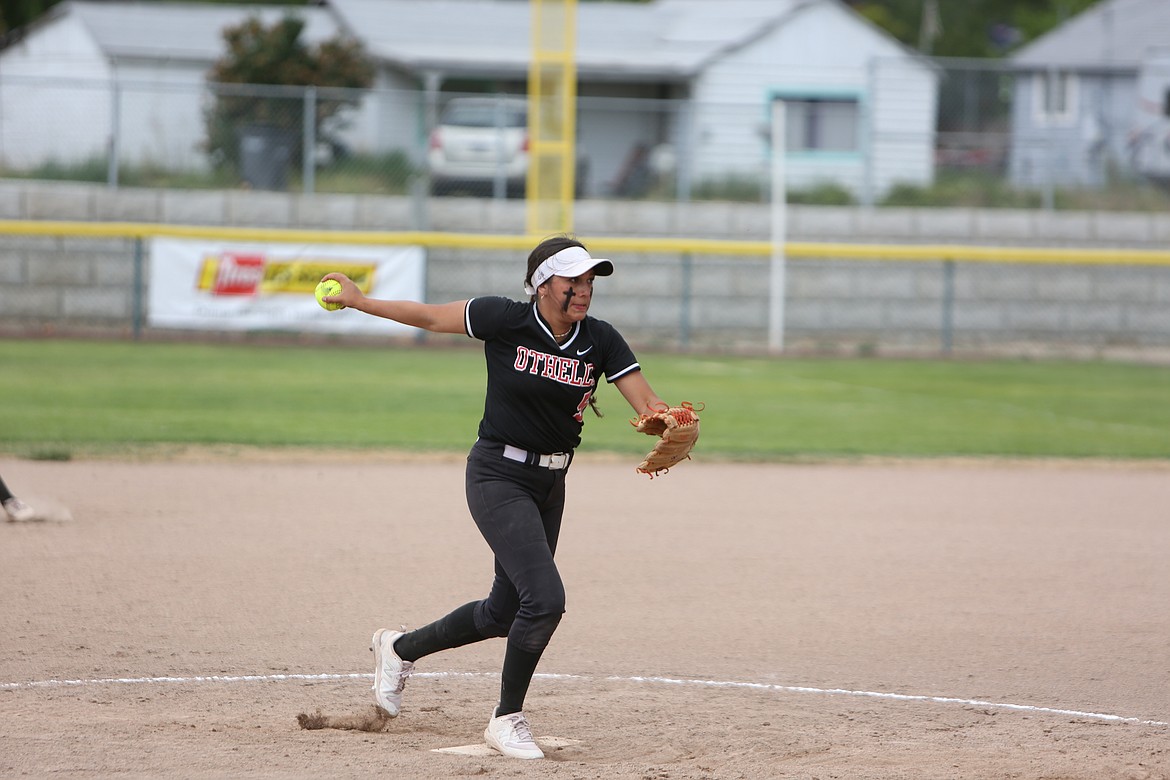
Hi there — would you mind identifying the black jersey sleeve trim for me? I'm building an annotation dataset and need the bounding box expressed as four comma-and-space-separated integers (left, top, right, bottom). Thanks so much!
606, 362, 641, 382
464, 298, 476, 338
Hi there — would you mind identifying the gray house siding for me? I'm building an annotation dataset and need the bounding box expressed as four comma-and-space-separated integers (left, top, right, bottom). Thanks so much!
1008, 71, 1136, 188
113, 61, 213, 170
0, 12, 112, 168
1007, 0, 1170, 189
576, 83, 685, 198
866, 57, 938, 197
688, 2, 936, 199
1132, 51, 1170, 182
360, 70, 426, 161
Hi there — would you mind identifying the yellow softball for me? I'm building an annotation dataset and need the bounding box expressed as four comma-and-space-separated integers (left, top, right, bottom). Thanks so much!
315, 279, 343, 311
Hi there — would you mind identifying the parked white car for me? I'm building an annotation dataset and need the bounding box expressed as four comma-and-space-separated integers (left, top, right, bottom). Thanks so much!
428, 96, 529, 197
428, 96, 588, 198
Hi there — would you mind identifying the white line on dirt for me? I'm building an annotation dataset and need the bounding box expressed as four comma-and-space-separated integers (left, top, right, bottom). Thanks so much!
2, 670, 1165, 728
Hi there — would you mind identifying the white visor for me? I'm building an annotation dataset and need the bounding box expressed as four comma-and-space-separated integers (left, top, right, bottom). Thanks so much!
524, 246, 614, 295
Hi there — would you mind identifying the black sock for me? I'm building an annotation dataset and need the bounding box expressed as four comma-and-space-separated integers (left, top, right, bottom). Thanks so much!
496, 642, 543, 716
394, 601, 484, 663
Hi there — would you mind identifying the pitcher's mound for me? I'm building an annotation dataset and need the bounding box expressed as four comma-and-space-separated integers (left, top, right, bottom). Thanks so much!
432, 736, 579, 756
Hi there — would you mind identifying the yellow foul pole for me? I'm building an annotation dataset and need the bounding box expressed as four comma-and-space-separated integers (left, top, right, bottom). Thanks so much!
527, 0, 578, 236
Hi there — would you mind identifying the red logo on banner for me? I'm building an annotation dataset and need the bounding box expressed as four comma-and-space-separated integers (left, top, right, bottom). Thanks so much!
212, 253, 266, 295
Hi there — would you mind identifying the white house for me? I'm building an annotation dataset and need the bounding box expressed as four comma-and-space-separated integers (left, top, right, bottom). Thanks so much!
0, 0, 938, 200
0, 1, 342, 171
329, 0, 939, 199
1132, 47, 1170, 184
1008, 0, 1170, 189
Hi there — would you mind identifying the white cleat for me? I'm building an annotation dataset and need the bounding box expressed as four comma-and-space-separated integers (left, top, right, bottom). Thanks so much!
370, 628, 413, 716
484, 708, 544, 760
2, 497, 35, 522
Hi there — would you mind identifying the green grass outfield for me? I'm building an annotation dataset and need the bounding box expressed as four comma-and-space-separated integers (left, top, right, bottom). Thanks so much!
2, 339, 1169, 461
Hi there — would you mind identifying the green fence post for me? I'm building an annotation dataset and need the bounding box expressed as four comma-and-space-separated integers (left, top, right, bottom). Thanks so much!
132, 237, 145, 341
941, 259, 955, 355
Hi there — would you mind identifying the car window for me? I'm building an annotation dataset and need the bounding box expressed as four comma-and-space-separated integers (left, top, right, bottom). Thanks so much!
442, 103, 527, 128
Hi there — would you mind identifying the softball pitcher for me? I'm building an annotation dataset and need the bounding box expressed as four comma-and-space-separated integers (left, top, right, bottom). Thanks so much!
320, 235, 676, 759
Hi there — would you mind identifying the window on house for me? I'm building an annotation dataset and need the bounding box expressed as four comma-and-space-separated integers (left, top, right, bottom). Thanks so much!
781, 98, 860, 153
1034, 71, 1077, 124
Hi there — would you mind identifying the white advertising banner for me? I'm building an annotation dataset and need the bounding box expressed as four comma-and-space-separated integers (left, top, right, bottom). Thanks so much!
148, 238, 425, 335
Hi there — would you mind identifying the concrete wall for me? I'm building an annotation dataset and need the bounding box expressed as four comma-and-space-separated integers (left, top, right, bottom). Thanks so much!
3, 180, 1170, 357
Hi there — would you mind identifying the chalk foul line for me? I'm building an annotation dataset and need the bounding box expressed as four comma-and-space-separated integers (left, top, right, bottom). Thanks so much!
2, 670, 1165, 728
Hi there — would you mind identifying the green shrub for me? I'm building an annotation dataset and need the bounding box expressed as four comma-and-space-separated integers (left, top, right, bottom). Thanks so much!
788, 181, 855, 205
313, 150, 416, 194
692, 174, 765, 202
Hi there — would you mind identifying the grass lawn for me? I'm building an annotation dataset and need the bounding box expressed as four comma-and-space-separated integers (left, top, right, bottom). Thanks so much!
2, 339, 1169, 461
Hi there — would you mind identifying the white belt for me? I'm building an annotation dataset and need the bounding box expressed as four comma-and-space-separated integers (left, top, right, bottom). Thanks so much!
502, 444, 571, 470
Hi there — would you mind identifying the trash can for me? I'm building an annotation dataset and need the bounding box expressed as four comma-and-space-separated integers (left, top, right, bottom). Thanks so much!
237, 124, 294, 191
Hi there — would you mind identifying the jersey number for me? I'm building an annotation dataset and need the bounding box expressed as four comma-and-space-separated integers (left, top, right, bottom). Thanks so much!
574, 390, 593, 423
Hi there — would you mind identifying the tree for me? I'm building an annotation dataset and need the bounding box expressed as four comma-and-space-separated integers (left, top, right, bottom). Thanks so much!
847, 0, 1103, 58
846, 0, 1107, 142
0, 0, 56, 44
204, 14, 374, 177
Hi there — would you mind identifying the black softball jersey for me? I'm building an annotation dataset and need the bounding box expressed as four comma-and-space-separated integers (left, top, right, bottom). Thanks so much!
464, 297, 641, 455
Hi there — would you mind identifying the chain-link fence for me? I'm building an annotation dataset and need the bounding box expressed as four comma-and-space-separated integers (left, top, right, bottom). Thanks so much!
3, 58, 1169, 210
3, 210, 1170, 359
4, 58, 1170, 358
930, 58, 1170, 211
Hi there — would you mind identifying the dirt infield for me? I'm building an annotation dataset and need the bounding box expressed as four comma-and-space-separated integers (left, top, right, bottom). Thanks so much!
2, 454, 1168, 779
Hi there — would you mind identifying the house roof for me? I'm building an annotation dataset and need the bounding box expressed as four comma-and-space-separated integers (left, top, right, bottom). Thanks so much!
318, 0, 815, 82
1011, 0, 1170, 71
17, 0, 907, 83
49, 1, 342, 63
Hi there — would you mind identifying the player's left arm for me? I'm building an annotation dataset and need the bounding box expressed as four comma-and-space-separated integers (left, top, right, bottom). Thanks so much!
613, 371, 666, 416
